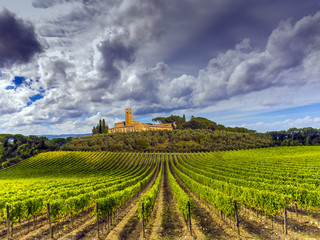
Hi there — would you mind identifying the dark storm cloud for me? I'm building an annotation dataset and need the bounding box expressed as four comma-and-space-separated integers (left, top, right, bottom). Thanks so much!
135, 105, 178, 116
97, 36, 136, 89
119, 10, 320, 114
191, 11, 320, 106
0, 9, 42, 68
164, 0, 320, 75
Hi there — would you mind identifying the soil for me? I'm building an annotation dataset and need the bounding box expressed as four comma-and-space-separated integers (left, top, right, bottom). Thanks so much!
148, 163, 165, 239
159, 161, 189, 240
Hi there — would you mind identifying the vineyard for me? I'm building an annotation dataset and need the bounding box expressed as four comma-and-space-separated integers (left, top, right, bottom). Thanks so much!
0, 147, 320, 239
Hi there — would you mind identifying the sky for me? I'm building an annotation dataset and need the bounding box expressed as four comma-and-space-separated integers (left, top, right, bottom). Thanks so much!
1, 0, 320, 135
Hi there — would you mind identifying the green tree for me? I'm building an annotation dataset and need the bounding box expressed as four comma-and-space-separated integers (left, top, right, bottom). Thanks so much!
135, 139, 148, 151
92, 119, 108, 134
99, 119, 102, 133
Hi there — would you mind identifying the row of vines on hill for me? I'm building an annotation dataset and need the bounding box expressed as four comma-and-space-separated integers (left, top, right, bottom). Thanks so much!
0, 151, 159, 234
1, 147, 320, 237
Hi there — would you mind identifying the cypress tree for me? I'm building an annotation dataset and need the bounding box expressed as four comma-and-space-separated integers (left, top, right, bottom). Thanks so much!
102, 119, 106, 133
99, 121, 102, 133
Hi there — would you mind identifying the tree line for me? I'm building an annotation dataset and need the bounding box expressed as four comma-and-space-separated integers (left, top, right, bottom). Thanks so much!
64, 129, 272, 152
267, 127, 320, 146
0, 134, 71, 168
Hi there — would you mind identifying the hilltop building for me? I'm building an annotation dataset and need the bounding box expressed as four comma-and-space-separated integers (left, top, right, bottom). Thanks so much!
108, 108, 174, 133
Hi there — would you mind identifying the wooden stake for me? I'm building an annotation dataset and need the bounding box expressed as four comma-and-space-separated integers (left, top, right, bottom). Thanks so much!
96, 202, 100, 240
6, 204, 9, 240
284, 207, 287, 235
188, 201, 192, 235
234, 200, 240, 235
47, 203, 53, 239
142, 202, 145, 239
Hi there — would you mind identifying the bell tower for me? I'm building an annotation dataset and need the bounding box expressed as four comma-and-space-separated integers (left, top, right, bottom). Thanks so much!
125, 108, 133, 126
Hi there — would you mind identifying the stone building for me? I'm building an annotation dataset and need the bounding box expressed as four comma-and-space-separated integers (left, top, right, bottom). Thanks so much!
108, 108, 174, 133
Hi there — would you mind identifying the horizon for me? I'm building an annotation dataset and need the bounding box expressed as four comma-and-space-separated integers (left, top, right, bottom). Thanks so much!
1, 1, 320, 135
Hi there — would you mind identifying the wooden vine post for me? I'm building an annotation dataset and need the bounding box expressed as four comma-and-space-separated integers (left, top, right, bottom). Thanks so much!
284, 206, 287, 235
47, 203, 53, 239
142, 202, 145, 239
234, 200, 240, 235
6, 204, 10, 240
188, 200, 192, 235
96, 202, 100, 240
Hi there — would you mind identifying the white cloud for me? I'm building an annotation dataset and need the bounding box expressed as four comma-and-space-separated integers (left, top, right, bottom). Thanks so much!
241, 116, 320, 132
1, 1, 320, 134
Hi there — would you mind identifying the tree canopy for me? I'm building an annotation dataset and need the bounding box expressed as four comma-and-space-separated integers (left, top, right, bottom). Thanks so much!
267, 127, 320, 146
0, 134, 70, 168
92, 119, 108, 134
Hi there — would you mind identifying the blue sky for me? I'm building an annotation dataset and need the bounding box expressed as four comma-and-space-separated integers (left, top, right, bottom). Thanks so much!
0, 0, 320, 135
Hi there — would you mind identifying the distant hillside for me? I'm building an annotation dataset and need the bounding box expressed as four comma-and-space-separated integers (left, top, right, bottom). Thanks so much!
39, 133, 91, 140
64, 129, 272, 152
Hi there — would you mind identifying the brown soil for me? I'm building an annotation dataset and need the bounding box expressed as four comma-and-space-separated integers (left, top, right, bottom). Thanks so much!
158, 159, 192, 240
117, 158, 195, 240
240, 204, 320, 239
148, 163, 165, 239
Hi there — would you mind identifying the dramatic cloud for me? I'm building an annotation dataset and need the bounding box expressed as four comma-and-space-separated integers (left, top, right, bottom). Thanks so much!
1, 0, 320, 135
97, 29, 136, 90
0, 9, 42, 68
189, 12, 320, 106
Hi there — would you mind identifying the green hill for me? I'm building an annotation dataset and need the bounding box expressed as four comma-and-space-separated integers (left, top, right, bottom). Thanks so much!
64, 129, 272, 152
0, 151, 127, 178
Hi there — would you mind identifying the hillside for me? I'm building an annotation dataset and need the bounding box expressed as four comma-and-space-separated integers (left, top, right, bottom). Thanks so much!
65, 129, 272, 152
0, 151, 117, 178
0, 134, 71, 169
1, 148, 320, 239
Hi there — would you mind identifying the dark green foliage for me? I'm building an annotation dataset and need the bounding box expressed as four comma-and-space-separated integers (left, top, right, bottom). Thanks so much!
152, 115, 186, 129
47, 138, 67, 150
183, 117, 216, 130
135, 139, 148, 151
0, 134, 68, 167
92, 118, 108, 134
64, 129, 272, 152
267, 127, 320, 146
152, 117, 167, 124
